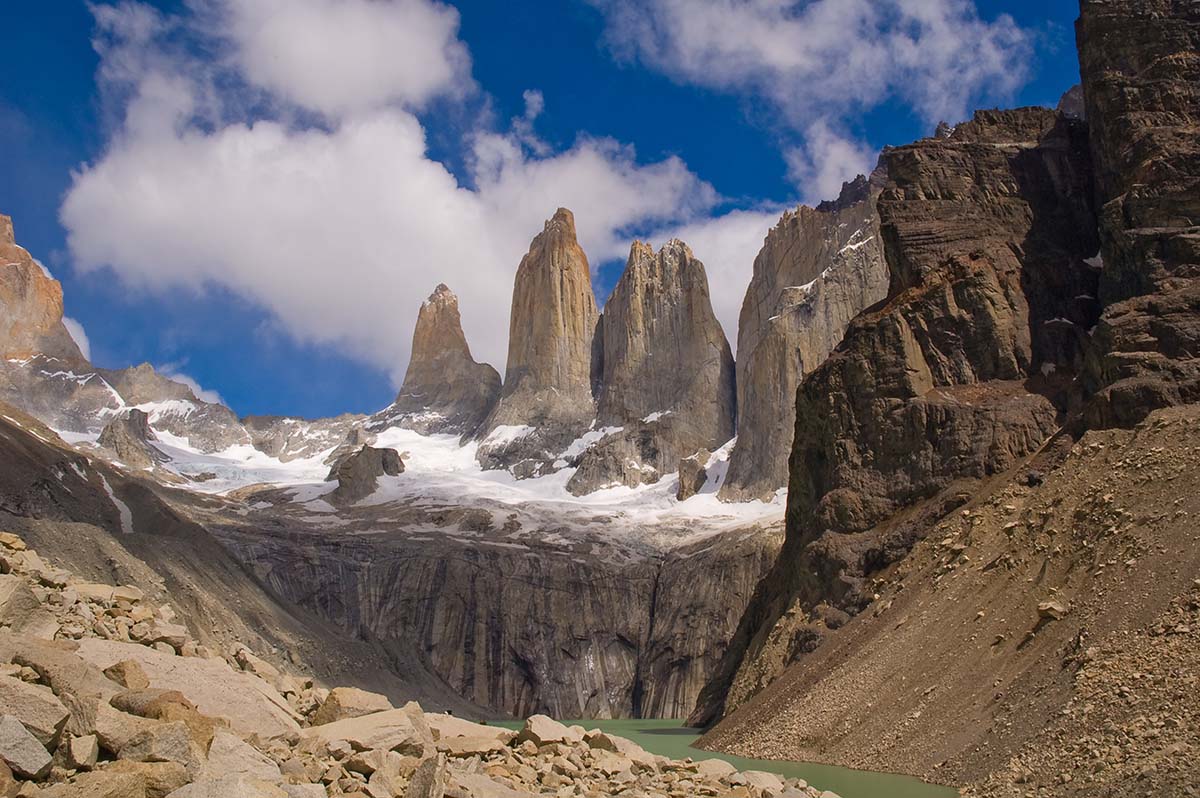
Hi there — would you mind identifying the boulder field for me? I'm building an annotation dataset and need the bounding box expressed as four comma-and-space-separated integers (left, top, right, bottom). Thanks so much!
0, 531, 839, 798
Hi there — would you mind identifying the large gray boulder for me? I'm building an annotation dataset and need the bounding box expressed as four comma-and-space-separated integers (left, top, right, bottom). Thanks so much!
567, 239, 735, 494
325, 445, 404, 505
477, 209, 600, 476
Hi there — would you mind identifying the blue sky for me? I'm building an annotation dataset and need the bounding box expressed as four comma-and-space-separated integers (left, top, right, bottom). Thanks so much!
0, 0, 1082, 419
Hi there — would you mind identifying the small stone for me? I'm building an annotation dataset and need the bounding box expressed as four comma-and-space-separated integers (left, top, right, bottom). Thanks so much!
67, 735, 99, 771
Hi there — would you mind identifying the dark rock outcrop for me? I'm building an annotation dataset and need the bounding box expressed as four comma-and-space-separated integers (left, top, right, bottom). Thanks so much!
97, 410, 167, 470
692, 107, 1101, 725
676, 451, 710, 502
371, 285, 501, 437
567, 240, 735, 495
1077, 0, 1200, 429
477, 209, 600, 476
719, 175, 890, 502
326, 445, 404, 505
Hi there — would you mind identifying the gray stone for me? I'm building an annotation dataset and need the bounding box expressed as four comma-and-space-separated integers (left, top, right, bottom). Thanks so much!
0, 714, 51, 779
0, 675, 69, 747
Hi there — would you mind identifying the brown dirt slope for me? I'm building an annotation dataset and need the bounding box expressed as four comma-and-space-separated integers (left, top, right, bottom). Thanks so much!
699, 404, 1200, 795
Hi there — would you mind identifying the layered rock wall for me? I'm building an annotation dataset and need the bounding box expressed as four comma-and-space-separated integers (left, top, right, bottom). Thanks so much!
692, 107, 1101, 725
1077, 0, 1200, 427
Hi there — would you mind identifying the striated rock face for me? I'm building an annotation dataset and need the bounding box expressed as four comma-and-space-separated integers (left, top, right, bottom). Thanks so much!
692, 107, 1101, 725
567, 240, 735, 495
371, 285, 501, 437
214, 513, 782, 720
326, 445, 404, 505
719, 175, 890, 502
0, 215, 85, 365
1077, 0, 1200, 429
477, 209, 600, 476
97, 410, 167, 470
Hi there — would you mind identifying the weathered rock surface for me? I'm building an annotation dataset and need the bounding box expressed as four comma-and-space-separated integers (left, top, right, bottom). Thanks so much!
308, 687, 392, 726
693, 107, 1101, 725
97, 410, 167, 470
325, 445, 404, 505
1076, 0, 1200, 429
0, 216, 85, 365
567, 240, 735, 495
242, 415, 367, 465
720, 174, 890, 502
214, 505, 783, 720
477, 209, 599, 476
371, 285, 500, 437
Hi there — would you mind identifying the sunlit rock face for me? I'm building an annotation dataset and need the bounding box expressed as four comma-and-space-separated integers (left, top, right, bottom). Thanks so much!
719, 175, 890, 502
370, 284, 501, 437
567, 239, 736, 496
477, 208, 600, 477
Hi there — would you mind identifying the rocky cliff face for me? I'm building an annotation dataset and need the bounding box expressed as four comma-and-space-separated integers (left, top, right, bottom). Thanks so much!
477, 209, 600, 477
212, 505, 782, 720
0, 215, 85, 365
97, 364, 250, 453
719, 176, 890, 502
567, 240, 735, 495
692, 107, 1101, 725
1077, 0, 1200, 428
97, 409, 168, 470
371, 285, 501, 437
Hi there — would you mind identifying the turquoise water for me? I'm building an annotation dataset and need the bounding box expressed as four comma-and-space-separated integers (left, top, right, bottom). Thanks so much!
496, 718, 958, 798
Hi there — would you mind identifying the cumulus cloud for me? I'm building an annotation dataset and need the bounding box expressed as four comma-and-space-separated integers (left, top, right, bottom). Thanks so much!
64, 0, 719, 387
784, 122, 878, 205
220, 0, 472, 117
589, 0, 1031, 198
62, 317, 92, 361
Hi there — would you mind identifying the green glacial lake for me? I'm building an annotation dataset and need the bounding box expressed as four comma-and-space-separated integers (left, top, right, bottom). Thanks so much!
497, 718, 958, 798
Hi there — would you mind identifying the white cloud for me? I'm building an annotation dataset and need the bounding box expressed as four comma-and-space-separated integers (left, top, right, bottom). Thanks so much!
63, 1, 719, 387
589, 0, 1031, 200
62, 317, 92, 361
159, 365, 224, 405
784, 122, 878, 205
220, 0, 472, 117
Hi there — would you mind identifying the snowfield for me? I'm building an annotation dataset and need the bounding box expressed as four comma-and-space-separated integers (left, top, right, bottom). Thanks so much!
57, 417, 785, 539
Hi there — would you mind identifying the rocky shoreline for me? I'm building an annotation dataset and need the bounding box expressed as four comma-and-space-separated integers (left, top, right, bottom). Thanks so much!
0, 531, 840, 798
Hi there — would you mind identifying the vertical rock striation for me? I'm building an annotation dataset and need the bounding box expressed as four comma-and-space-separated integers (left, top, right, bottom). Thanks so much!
1077, 0, 1200, 428
692, 107, 1101, 725
567, 240, 735, 495
477, 209, 600, 477
719, 175, 890, 502
371, 285, 501, 437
